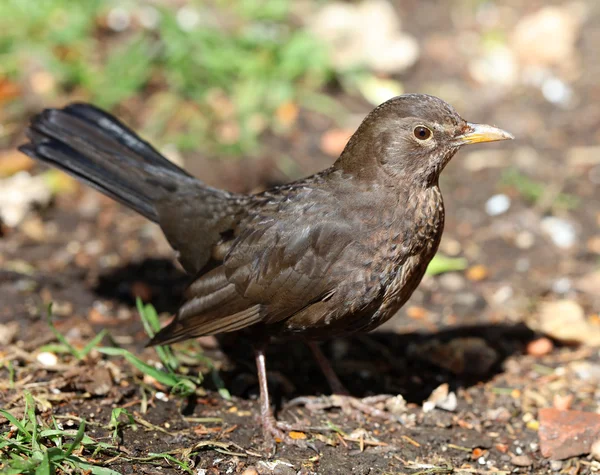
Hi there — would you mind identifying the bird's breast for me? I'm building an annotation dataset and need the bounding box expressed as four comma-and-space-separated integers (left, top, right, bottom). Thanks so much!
364, 186, 445, 330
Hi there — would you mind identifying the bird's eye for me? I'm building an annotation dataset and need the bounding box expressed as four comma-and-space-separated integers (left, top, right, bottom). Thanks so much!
413, 126, 432, 141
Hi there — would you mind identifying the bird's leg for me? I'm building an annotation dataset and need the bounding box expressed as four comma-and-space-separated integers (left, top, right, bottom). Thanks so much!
307, 341, 349, 395
254, 344, 286, 443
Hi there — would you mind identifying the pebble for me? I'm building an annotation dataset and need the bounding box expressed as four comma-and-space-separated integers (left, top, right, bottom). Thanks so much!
511, 5, 583, 67
385, 394, 408, 415
550, 460, 563, 471
423, 383, 458, 413
310, 0, 419, 73
492, 285, 513, 305
540, 216, 577, 249
438, 273, 465, 292
526, 337, 554, 356
107, 7, 131, 31
515, 231, 535, 249
570, 361, 600, 383
138, 5, 160, 29
536, 300, 600, 345
485, 194, 511, 216
511, 454, 533, 467
37, 352, 58, 367
469, 46, 518, 86
552, 277, 571, 294
176, 6, 200, 31
0, 172, 52, 227
542, 76, 573, 106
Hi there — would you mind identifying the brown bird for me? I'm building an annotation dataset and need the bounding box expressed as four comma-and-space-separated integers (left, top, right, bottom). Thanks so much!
19, 94, 512, 440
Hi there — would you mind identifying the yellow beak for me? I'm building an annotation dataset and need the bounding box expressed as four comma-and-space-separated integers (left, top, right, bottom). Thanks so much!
456, 123, 514, 145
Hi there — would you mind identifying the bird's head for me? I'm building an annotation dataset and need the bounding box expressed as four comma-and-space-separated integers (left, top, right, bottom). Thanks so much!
335, 94, 513, 187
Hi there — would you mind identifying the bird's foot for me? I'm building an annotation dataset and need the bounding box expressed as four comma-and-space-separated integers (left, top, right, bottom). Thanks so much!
259, 413, 316, 452
284, 394, 404, 424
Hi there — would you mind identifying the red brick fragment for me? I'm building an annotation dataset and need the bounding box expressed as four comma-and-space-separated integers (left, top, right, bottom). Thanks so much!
539, 408, 600, 460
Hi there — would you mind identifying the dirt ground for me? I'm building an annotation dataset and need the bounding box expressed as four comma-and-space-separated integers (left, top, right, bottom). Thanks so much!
2, 1, 600, 474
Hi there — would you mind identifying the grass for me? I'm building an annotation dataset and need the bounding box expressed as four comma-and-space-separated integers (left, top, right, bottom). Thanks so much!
0, 299, 231, 473
0, 392, 121, 474
0, 391, 210, 474
0, 0, 334, 155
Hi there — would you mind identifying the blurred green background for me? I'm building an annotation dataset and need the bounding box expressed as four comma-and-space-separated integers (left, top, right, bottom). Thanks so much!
0, 0, 339, 156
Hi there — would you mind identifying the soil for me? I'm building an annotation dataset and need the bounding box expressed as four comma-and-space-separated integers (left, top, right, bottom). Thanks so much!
2, 1, 600, 474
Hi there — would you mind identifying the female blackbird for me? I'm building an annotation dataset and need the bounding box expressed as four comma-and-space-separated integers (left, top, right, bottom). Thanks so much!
20, 94, 513, 441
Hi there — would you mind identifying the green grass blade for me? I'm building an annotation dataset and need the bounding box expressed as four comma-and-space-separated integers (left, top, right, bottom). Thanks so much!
136, 298, 179, 371
98, 347, 181, 387
35, 450, 51, 475
80, 329, 108, 358
0, 409, 30, 438
63, 420, 85, 458
426, 255, 468, 276
45, 303, 81, 359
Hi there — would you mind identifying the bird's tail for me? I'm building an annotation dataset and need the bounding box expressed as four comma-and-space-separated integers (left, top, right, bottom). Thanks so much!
19, 103, 193, 223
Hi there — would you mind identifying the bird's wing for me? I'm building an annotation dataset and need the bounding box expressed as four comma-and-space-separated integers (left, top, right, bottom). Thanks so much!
223, 196, 358, 323
149, 187, 371, 346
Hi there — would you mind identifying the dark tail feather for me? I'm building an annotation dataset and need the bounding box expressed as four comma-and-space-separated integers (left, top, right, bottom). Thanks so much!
19, 103, 193, 222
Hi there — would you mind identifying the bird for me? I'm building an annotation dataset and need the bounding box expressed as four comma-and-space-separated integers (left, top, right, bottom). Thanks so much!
19, 94, 513, 441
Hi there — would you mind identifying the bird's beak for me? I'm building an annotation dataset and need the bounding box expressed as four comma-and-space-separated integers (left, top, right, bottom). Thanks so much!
456, 123, 514, 145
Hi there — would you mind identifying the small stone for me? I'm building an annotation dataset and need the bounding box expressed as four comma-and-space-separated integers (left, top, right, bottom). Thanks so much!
570, 361, 600, 382
511, 5, 583, 67
539, 408, 600, 459
438, 273, 465, 292
0, 322, 19, 346
542, 77, 573, 106
107, 7, 131, 31
551, 277, 571, 294
176, 6, 200, 31
241, 468, 259, 475
310, 0, 419, 74
540, 216, 577, 249
535, 300, 600, 346
469, 46, 518, 86
515, 231, 535, 249
385, 394, 408, 415
511, 454, 533, 467
155, 392, 169, 402
0, 172, 52, 227
549, 460, 563, 471
492, 285, 513, 305
485, 194, 511, 216
138, 5, 160, 29
406, 306, 428, 320
552, 394, 573, 411
466, 265, 489, 282
526, 337, 554, 356
423, 383, 458, 412
37, 352, 58, 367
